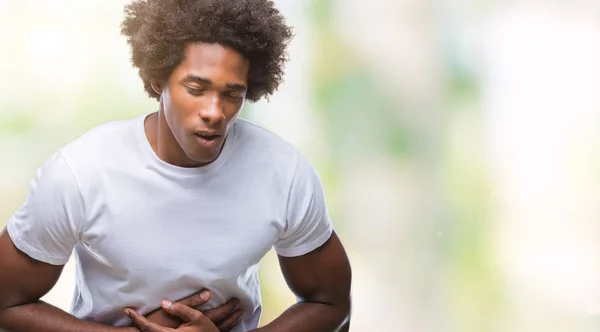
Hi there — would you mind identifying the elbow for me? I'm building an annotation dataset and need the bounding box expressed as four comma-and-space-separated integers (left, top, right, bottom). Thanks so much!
0, 291, 35, 313
333, 293, 351, 315
0, 294, 12, 313
321, 293, 351, 329
0, 297, 12, 326
302, 293, 351, 327
338, 296, 352, 323
332, 296, 351, 332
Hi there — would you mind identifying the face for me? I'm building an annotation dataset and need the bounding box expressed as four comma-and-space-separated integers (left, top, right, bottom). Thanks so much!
155, 43, 249, 167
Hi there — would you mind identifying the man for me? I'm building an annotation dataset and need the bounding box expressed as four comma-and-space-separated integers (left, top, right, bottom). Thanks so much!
0, 0, 352, 331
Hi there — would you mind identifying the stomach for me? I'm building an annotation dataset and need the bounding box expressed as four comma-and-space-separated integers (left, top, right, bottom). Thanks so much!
72, 249, 263, 329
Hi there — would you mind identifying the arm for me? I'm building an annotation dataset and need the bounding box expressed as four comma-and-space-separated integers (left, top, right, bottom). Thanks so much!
253, 231, 352, 332
0, 229, 242, 332
0, 152, 135, 331
1, 152, 241, 332
0, 229, 138, 332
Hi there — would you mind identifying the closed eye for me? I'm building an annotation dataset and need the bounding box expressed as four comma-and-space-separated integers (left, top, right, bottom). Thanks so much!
225, 92, 245, 101
187, 87, 206, 96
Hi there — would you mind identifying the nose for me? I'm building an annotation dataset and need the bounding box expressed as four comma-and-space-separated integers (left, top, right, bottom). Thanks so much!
199, 94, 225, 125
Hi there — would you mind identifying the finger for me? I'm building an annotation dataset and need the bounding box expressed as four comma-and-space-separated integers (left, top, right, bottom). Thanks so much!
217, 309, 244, 332
176, 289, 211, 308
204, 298, 240, 323
162, 300, 202, 323
126, 309, 167, 332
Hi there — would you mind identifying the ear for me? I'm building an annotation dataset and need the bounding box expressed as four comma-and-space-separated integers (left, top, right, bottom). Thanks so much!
150, 81, 164, 96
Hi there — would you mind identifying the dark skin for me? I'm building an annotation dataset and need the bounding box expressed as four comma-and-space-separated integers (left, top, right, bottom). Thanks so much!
138, 42, 352, 331
0, 42, 352, 332
0, 229, 242, 332
127, 233, 352, 332
252, 232, 351, 332
145, 43, 249, 168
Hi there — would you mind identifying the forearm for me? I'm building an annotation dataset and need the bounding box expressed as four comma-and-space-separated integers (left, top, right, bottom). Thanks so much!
0, 301, 137, 332
252, 301, 350, 332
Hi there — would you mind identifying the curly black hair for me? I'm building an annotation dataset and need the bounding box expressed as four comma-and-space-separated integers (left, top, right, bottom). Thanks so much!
121, 0, 293, 102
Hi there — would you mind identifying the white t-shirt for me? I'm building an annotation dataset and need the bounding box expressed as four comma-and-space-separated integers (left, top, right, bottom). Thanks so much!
7, 113, 333, 331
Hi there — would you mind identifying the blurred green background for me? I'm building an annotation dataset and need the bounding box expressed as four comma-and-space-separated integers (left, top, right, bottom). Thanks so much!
2, 0, 600, 331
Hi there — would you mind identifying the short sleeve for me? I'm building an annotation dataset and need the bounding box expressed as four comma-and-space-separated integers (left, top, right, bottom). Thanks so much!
274, 153, 334, 257
6, 151, 84, 265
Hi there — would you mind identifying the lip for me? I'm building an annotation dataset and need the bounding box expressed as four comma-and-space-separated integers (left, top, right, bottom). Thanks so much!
194, 133, 222, 148
195, 130, 221, 136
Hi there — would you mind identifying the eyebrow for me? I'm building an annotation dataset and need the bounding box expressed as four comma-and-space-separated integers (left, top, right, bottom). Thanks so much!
182, 75, 247, 91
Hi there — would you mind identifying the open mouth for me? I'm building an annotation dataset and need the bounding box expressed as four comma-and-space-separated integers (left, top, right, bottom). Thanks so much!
195, 133, 220, 141
194, 132, 222, 147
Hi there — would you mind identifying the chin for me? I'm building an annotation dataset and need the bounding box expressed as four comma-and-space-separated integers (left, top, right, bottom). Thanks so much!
187, 152, 217, 165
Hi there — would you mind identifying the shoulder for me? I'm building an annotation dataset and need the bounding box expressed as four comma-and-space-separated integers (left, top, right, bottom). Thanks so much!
234, 118, 298, 153
56, 115, 144, 182
60, 116, 140, 157
231, 118, 324, 189
232, 118, 302, 168
229, 119, 319, 192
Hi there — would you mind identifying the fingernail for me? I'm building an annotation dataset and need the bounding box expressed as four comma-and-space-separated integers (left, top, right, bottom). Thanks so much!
162, 300, 173, 308
124, 309, 131, 317
201, 290, 210, 300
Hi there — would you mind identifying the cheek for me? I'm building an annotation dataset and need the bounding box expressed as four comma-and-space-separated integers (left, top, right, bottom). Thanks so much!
225, 110, 242, 133
236, 99, 246, 116
226, 100, 245, 121
162, 88, 181, 120
162, 89, 192, 137
164, 87, 194, 120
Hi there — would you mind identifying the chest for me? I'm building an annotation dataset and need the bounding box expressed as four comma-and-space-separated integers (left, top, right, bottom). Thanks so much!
79, 172, 286, 283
